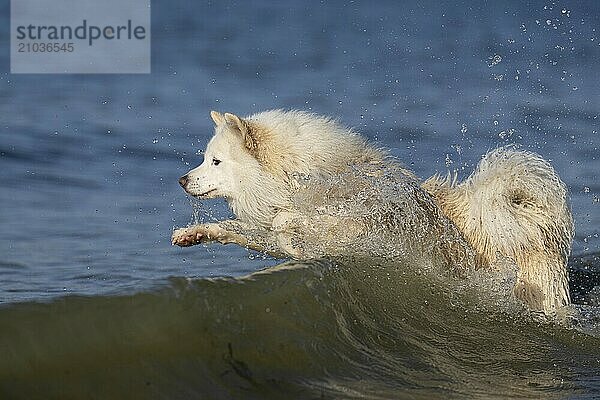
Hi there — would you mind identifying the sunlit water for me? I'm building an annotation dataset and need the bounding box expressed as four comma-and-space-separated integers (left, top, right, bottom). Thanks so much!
0, 0, 599, 398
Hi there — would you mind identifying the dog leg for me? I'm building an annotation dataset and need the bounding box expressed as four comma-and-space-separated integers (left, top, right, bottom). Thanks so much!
172, 222, 287, 258
271, 211, 368, 259
271, 211, 308, 259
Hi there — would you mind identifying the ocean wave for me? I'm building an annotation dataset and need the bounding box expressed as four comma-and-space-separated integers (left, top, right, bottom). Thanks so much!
2, 257, 600, 399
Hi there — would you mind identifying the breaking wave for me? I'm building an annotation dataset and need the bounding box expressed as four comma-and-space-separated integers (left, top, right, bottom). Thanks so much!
2, 254, 600, 399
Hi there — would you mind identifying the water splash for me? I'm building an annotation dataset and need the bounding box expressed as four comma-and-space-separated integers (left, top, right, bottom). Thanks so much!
188, 196, 207, 225
287, 161, 475, 276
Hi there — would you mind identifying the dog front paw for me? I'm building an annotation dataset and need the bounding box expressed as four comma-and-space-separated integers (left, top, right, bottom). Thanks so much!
172, 225, 208, 247
172, 224, 231, 247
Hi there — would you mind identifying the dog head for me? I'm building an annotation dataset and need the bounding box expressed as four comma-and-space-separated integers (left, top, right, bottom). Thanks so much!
178, 111, 264, 200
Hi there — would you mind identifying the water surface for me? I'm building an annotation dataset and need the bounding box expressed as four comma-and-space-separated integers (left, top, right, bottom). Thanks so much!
0, 0, 599, 398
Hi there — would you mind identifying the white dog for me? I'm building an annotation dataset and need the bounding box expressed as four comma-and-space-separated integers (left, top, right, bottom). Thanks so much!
172, 110, 573, 313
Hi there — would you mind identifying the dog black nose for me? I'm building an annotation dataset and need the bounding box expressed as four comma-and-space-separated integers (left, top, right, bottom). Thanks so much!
178, 175, 188, 187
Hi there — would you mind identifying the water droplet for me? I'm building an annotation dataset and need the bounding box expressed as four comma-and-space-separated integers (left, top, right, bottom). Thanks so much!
499, 128, 515, 140
488, 54, 502, 67
445, 154, 453, 167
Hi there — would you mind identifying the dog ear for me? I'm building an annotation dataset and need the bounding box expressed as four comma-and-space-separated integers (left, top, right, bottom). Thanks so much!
210, 110, 225, 126
223, 112, 258, 151
223, 112, 246, 132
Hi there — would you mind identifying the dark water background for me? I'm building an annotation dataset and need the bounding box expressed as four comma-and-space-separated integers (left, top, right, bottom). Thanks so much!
0, 0, 599, 398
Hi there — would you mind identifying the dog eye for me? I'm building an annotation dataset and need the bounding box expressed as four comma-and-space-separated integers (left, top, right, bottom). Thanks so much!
212, 158, 221, 166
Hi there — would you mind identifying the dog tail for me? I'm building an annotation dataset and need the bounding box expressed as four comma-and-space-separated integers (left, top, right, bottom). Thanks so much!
423, 146, 574, 313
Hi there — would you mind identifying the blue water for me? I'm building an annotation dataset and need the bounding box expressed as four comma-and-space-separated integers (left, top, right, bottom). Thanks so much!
0, 1, 599, 398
